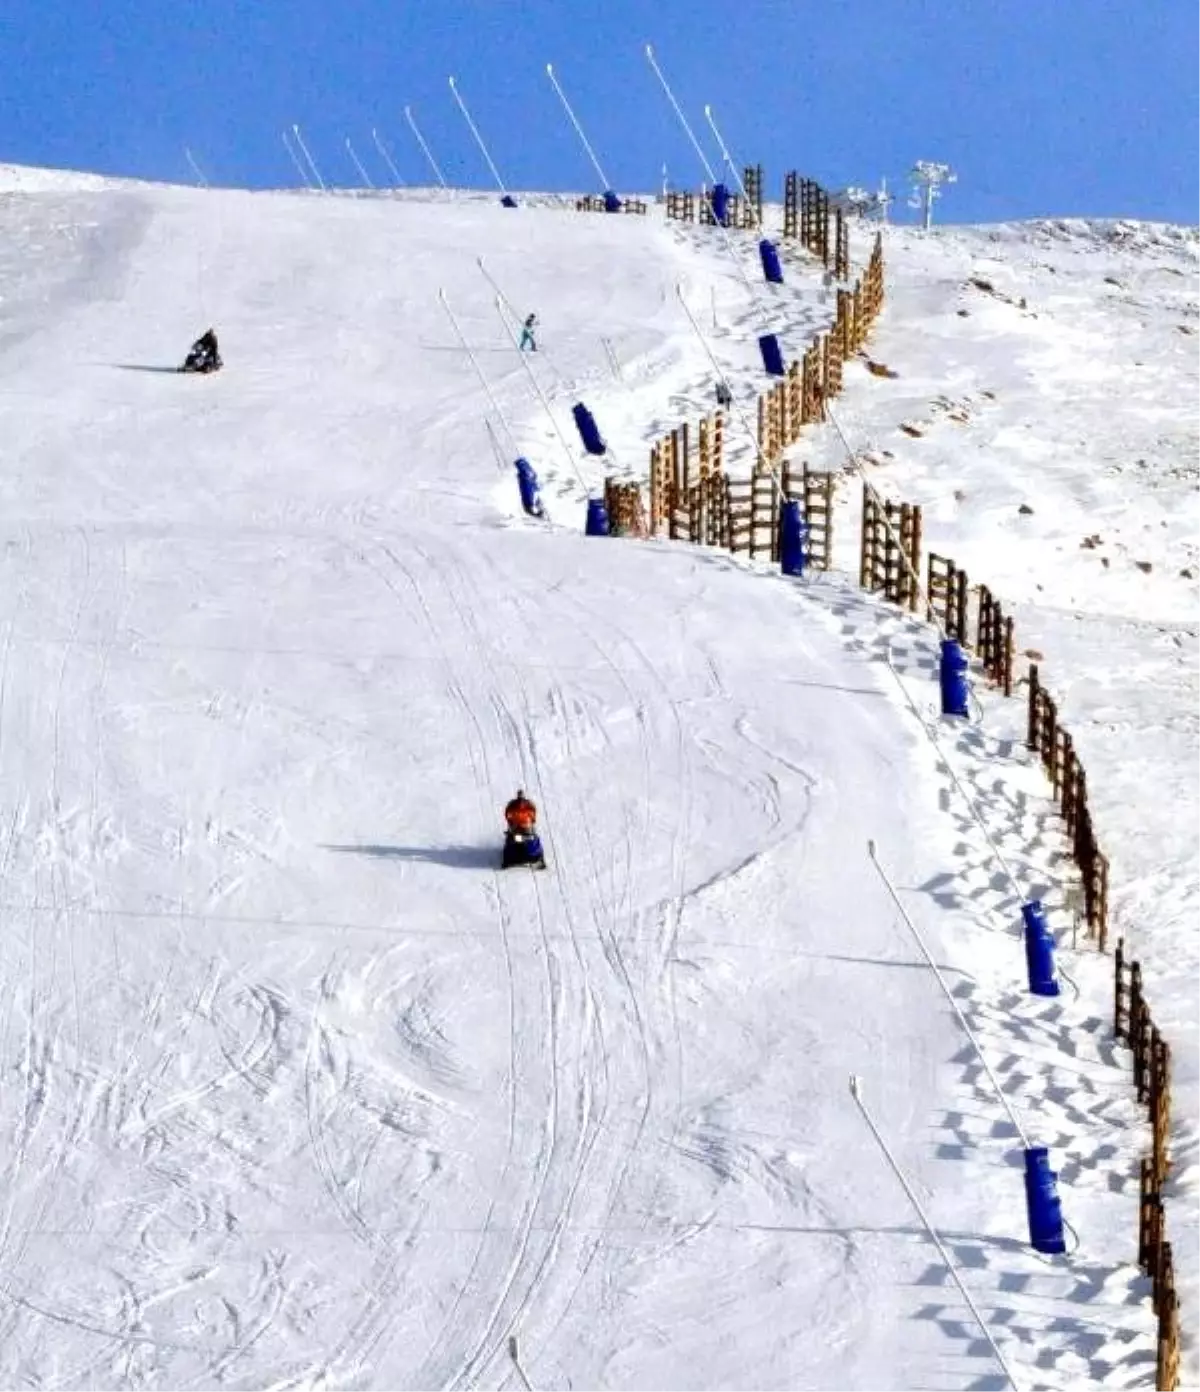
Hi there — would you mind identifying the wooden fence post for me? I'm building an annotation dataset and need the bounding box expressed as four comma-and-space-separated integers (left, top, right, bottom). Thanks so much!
783, 171, 798, 240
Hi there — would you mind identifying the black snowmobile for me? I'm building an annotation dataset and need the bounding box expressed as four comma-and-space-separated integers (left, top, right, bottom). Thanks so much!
180, 329, 222, 375
501, 828, 547, 870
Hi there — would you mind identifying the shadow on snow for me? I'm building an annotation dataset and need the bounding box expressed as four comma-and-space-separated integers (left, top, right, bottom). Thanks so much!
323, 842, 499, 869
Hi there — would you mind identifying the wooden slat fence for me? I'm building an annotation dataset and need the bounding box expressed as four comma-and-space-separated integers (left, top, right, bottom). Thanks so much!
1115, 941, 1179, 1389
1027, 665, 1111, 949
860, 484, 922, 610
782, 462, 834, 570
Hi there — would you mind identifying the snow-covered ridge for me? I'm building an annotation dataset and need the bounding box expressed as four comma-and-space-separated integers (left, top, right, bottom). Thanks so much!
0, 161, 160, 192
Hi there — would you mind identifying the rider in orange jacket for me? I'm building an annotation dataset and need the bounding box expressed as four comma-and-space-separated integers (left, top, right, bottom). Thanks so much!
504, 789, 537, 832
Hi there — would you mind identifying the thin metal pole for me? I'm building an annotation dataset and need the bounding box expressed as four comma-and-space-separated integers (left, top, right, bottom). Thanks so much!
345, 137, 374, 189
492, 295, 589, 492
476, 255, 568, 393
371, 128, 406, 186
448, 76, 509, 197
438, 288, 517, 453
866, 840, 1030, 1146
825, 402, 939, 634
879, 651, 1034, 918
183, 147, 209, 187
484, 418, 510, 476
704, 105, 759, 229
545, 63, 611, 189
292, 123, 327, 192
849, 1076, 1022, 1390
646, 48, 770, 317
508, 1336, 535, 1392
645, 45, 718, 183
405, 105, 448, 188
674, 283, 781, 487
281, 130, 313, 189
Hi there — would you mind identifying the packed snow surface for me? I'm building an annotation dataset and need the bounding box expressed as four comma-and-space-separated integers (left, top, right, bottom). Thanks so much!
0, 164, 1195, 1388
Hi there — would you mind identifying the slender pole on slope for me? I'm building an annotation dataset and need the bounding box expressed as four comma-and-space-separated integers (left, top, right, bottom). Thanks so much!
476, 256, 568, 393
344, 137, 375, 189
848, 1077, 1022, 1391
825, 401, 937, 630
371, 128, 406, 186
644, 45, 718, 184
674, 282, 781, 487
476, 256, 521, 328
866, 840, 1031, 1145
437, 288, 518, 453
292, 123, 327, 192
484, 418, 511, 476
508, 1336, 535, 1392
830, 410, 1047, 887
544, 63, 612, 191
491, 294, 589, 493
703, 105, 759, 229
447, 76, 511, 198
404, 105, 448, 188
183, 147, 209, 188
281, 130, 314, 189
644, 47, 770, 314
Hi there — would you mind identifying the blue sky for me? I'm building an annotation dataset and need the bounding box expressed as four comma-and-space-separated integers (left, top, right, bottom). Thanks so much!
2, 0, 1196, 223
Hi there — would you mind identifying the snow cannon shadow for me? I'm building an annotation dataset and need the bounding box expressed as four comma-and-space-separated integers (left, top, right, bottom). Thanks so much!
825, 584, 940, 682
912, 1225, 1153, 1386
323, 842, 499, 869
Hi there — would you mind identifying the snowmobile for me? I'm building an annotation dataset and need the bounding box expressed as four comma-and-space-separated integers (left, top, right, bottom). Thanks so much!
180, 331, 222, 375
502, 827, 547, 870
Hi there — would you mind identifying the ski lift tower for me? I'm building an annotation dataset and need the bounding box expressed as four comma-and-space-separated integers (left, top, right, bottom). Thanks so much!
909, 161, 957, 230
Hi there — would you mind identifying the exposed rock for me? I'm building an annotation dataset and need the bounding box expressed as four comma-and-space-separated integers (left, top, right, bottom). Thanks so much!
1018, 503, 1034, 515
969, 277, 995, 293
1135, 560, 1153, 573
957, 308, 971, 317
899, 422, 926, 438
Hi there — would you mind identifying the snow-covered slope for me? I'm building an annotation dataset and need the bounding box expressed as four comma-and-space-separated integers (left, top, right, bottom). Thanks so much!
812, 213, 1199, 1366
0, 166, 1192, 1388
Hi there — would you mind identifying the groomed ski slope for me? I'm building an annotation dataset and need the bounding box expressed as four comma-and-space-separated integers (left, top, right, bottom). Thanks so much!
0, 177, 1160, 1388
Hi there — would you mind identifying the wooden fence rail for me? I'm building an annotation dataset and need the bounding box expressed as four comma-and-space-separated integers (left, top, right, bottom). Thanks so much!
926, 553, 970, 641
1116, 942, 1179, 1389
860, 484, 922, 610
664, 169, 762, 227
976, 584, 1015, 696
780, 173, 852, 277
575, 195, 648, 215
1027, 665, 1110, 948
782, 462, 834, 570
